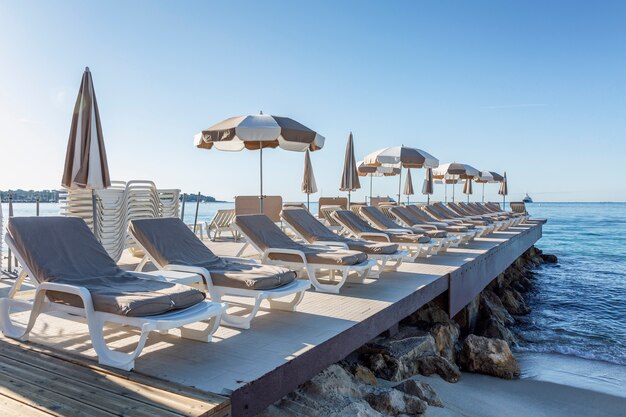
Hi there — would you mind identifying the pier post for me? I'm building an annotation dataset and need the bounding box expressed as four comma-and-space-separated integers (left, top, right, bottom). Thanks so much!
181, 193, 187, 221
193, 192, 201, 234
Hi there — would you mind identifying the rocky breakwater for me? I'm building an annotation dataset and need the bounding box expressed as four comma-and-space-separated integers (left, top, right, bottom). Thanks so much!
259, 247, 557, 417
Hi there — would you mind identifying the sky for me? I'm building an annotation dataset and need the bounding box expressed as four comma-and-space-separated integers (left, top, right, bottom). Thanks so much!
1, 0, 625, 202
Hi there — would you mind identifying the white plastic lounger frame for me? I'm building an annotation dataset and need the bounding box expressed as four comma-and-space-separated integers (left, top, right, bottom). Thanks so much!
130, 233, 310, 330
280, 217, 407, 278
205, 209, 237, 241
233, 225, 375, 294
0, 235, 226, 371
383, 210, 466, 249
330, 213, 436, 261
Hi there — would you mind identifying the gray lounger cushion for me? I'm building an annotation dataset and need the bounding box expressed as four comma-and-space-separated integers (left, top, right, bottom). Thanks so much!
333, 210, 431, 244
8, 217, 205, 317
281, 208, 399, 255
387, 207, 449, 239
129, 218, 296, 290
235, 214, 368, 265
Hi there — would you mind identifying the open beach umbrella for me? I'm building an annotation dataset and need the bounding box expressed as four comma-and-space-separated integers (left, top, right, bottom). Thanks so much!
432, 162, 479, 202
422, 168, 434, 204
61, 67, 111, 236
301, 149, 318, 210
475, 170, 502, 202
463, 178, 473, 202
340, 132, 360, 205
195, 112, 325, 211
404, 169, 415, 204
364, 145, 439, 205
357, 161, 400, 203
499, 171, 509, 207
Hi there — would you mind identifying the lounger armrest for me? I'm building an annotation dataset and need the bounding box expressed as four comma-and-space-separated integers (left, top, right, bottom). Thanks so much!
386, 228, 412, 234
312, 241, 349, 249
36, 282, 95, 311
262, 248, 308, 265
130, 271, 169, 282
414, 224, 438, 231
220, 256, 258, 265
358, 232, 391, 242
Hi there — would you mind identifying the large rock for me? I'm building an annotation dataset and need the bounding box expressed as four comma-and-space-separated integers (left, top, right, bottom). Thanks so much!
403, 302, 450, 327
429, 322, 460, 362
393, 379, 443, 407
480, 290, 514, 325
353, 364, 377, 385
500, 288, 530, 315
476, 317, 516, 344
365, 390, 427, 416
361, 336, 460, 383
541, 253, 558, 263
458, 335, 520, 379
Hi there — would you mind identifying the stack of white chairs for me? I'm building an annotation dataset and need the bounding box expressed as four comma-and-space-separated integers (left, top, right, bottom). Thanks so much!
60, 180, 181, 262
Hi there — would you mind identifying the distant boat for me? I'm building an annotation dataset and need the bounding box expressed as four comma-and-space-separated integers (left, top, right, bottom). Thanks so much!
523, 193, 533, 203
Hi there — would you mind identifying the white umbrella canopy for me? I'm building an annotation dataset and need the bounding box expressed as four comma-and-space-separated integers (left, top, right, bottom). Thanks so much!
340, 132, 360, 205
195, 113, 325, 211
476, 171, 502, 202
364, 145, 439, 205
357, 161, 400, 203
301, 149, 318, 209
433, 162, 479, 202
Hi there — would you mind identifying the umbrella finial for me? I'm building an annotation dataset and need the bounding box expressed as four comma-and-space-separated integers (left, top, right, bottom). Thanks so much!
85, 66, 90, 72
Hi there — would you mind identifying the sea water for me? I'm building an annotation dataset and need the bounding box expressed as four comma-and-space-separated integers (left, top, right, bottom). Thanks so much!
2, 201, 625, 366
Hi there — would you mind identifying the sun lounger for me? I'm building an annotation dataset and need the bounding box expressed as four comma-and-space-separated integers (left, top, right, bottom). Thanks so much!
281, 208, 407, 276
477, 203, 526, 225
1, 217, 226, 371
422, 204, 492, 236
386, 206, 465, 249
205, 208, 237, 241
360, 206, 459, 250
331, 210, 438, 260
129, 218, 310, 329
447, 202, 510, 230
456, 202, 513, 229
234, 214, 375, 293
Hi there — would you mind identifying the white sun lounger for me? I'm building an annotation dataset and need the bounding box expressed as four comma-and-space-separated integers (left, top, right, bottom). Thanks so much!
1, 217, 226, 371
129, 218, 310, 329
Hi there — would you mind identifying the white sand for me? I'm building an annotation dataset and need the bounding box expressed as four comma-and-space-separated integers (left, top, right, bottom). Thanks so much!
420, 353, 626, 417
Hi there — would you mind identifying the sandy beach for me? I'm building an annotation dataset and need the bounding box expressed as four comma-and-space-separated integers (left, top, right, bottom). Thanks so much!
419, 353, 626, 417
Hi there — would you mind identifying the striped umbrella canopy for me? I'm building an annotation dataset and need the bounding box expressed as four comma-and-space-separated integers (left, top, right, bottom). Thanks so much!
357, 161, 400, 203
364, 145, 439, 205
301, 149, 318, 210
463, 178, 473, 202
340, 132, 360, 205
433, 162, 479, 202
499, 171, 509, 206
404, 169, 415, 204
62, 67, 110, 191
61, 67, 110, 238
476, 171, 503, 202
195, 113, 325, 211
422, 167, 434, 204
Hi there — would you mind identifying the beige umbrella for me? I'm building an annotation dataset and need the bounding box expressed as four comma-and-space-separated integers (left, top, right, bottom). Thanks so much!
301, 149, 318, 210
357, 161, 400, 203
364, 145, 439, 204
433, 162, 479, 202
404, 168, 415, 204
61, 67, 111, 236
195, 112, 325, 211
499, 171, 509, 206
463, 178, 473, 202
340, 132, 360, 205
475, 171, 503, 202
422, 167, 434, 204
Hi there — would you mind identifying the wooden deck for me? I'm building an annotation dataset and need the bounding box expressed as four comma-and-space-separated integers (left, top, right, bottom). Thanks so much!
0, 221, 543, 417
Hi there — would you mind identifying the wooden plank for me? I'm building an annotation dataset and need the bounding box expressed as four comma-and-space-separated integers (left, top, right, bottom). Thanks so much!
0, 394, 57, 417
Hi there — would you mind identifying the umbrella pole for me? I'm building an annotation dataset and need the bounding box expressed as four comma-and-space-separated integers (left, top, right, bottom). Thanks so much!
444, 184, 447, 203
369, 175, 373, 205
482, 183, 485, 203
427, 194, 430, 205
348, 190, 351, 207
92, 190, 99, 241
259, 144, 264, 213
307, 193, 310, 211
398, 169, 402, 205
452, 183, 455, 202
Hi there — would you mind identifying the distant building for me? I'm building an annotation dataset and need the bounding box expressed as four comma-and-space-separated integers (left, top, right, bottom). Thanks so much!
0, 189, 60, 203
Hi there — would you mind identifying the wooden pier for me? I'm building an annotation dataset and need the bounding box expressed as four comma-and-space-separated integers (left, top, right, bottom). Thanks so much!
0, 222, 542, 417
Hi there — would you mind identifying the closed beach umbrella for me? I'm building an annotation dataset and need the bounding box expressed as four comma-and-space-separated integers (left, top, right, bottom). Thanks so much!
463, 178, 473, 202
499, 171, 509, 207
433, 162, 479, 202
404, 169, 415, 204
357, 161, 400, 203
61, 67, 111, 236
340, 132, 360, 205
195, 112, 325, 211
364, 145, 439, 205
422, 168, 434, 204
301, 149, 318, 210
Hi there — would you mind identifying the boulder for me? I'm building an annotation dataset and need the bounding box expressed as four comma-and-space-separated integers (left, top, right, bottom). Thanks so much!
500, 288, 530, 315
458, 335, 520, 379
365, 389, 427, 416
540, 253, 558, 264
480, 290, 514, 325
429, 322, 460, 362
476, 317, 516, 344
403, 302, 450, 327
414, 354, 461, 383
353, 364, 378, 385
393, 379, 443, 407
